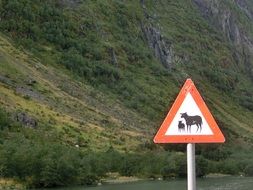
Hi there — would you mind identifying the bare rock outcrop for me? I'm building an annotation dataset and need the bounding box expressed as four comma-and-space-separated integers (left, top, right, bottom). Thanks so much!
15, 112, 37, 128
193, 0, 253, 80
141, 0, 175, 70
142, 24, 174, 69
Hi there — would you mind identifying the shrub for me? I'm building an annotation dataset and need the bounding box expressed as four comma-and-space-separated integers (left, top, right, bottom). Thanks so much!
218, 160, 240, 175
244, 164, 253, 176
0, 108, 9, 130
196, 156, 208, 177
161, 154, 187, 178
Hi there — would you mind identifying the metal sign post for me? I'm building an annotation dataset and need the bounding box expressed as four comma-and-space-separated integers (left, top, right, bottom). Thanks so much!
187, 143, 196, 190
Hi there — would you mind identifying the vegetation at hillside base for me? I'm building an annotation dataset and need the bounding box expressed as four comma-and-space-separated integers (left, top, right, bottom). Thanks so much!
1, 109, 253, 188
0, 0, 253, 188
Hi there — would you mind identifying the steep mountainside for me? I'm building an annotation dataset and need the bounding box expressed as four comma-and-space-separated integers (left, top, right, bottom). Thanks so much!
0, 0, 252, 149
194, 0, 253, 82
0, 0, 253, 187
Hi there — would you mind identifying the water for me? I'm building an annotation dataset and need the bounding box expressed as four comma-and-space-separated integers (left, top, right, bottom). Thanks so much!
39, 176, 253, 190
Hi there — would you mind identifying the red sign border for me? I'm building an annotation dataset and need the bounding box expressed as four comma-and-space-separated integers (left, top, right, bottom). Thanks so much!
154, 78, 225, 143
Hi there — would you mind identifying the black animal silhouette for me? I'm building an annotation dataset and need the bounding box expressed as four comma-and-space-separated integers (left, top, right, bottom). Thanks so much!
180, 112, 202, 133
178, 120, 185, 132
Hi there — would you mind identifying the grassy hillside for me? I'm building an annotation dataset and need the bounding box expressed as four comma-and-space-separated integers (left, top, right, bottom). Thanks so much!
0, 0, 253, 188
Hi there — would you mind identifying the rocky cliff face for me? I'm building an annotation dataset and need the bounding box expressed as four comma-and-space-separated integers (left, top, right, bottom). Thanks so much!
141, 0, 175, 70
193, 0, 253, 80
193, 0, 240, 44
60, 0, 81, 7
142, 24, 174, 70
236, 0, 253, 20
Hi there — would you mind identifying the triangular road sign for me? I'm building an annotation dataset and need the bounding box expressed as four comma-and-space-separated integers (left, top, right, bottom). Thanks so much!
154, 78, 225, 143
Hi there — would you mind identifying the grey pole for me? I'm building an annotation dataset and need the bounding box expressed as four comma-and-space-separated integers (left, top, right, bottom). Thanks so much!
187, 143, 196, 190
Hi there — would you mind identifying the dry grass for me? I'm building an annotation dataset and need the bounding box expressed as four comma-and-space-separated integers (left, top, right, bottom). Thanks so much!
0, 178, 26, 190
0, 32, 151, 151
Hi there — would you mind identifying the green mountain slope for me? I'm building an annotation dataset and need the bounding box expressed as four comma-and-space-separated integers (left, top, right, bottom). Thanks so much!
0, 33, 155, 151
0, 0, 253, 188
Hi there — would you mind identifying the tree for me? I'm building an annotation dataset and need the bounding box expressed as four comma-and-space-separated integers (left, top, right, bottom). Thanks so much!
244, 164, 253, 176
196, 155, 208, 177
0, 108, 9, 130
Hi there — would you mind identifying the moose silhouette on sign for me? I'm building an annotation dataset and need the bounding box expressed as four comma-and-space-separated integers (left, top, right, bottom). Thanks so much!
178, 121, 185, 132
180, 112, 202, 133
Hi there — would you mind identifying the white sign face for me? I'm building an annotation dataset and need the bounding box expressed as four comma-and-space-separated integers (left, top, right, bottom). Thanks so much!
165, 93, 213, 136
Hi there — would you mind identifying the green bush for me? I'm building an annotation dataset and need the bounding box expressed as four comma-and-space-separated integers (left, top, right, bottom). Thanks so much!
244, 164, 253, 176
0, 108, 9, 130
196, 156, 208, 177
200, 146, 231, 161
119, 154, 141, 176
161, 154, 187, 178
217, 160, 240, 175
